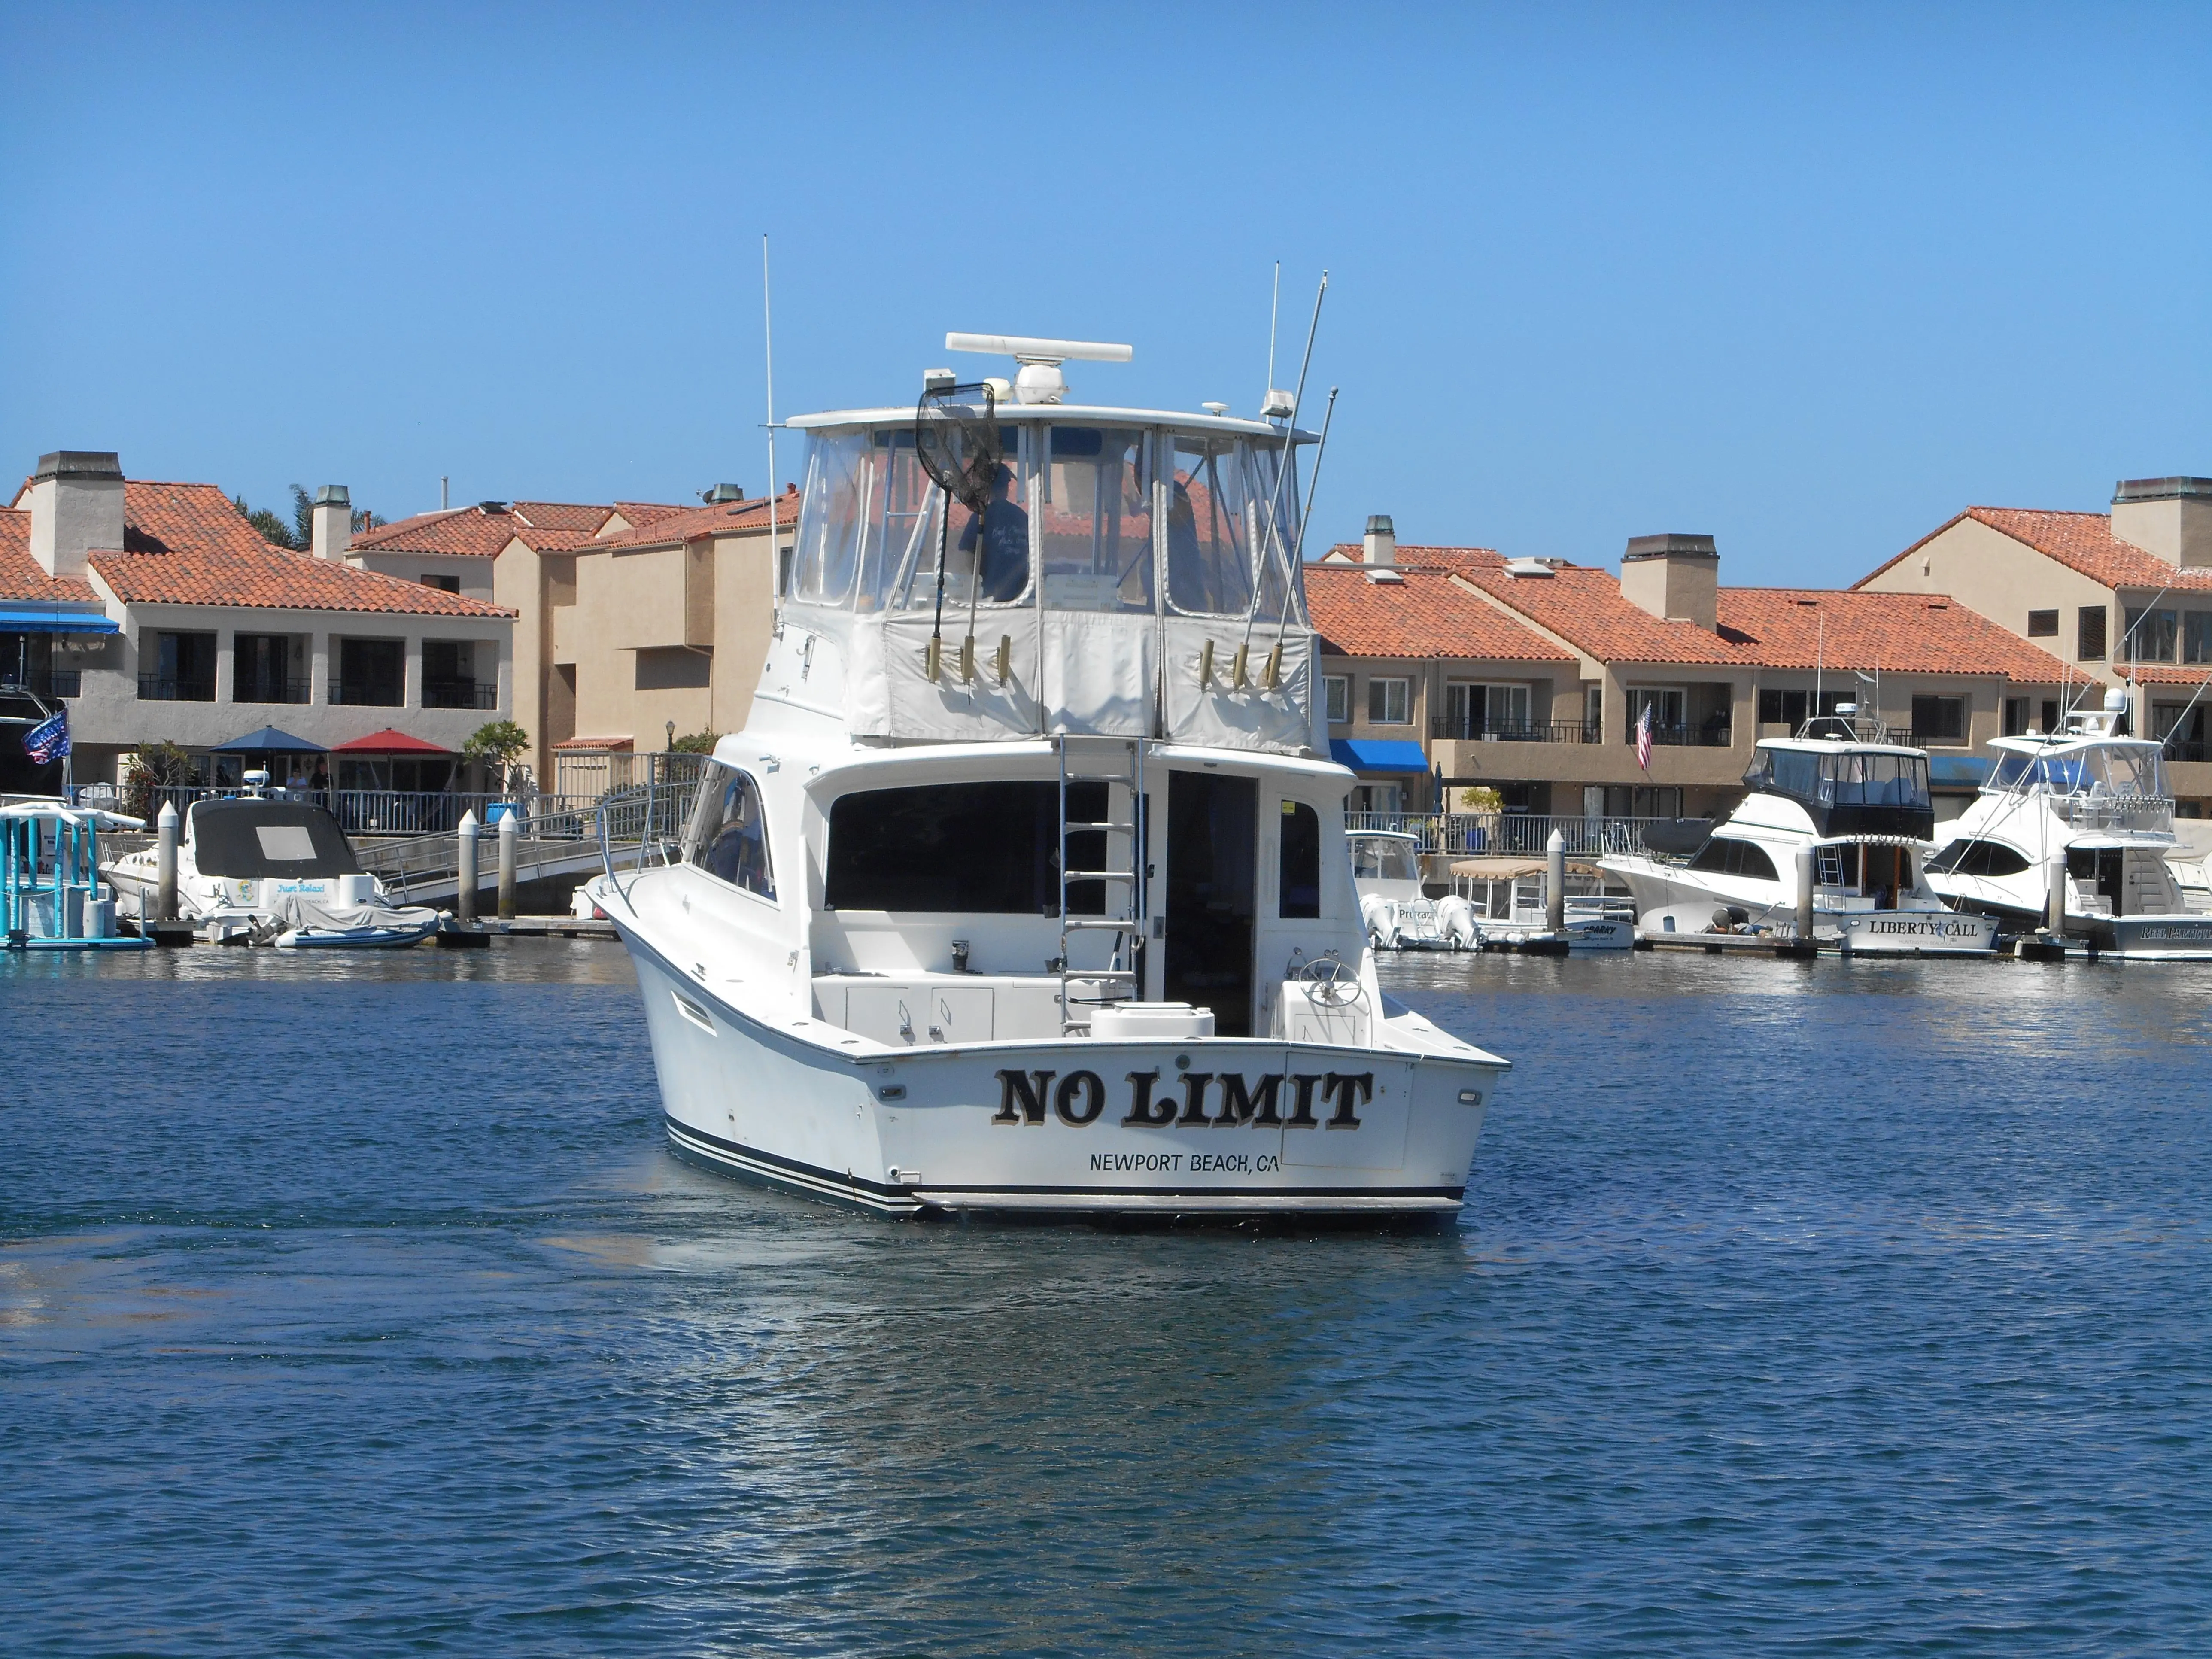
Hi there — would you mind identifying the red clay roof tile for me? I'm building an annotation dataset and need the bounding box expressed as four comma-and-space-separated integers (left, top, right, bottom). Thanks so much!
594, 486, 800, 551
92, 483, 512, 617
1717, 588, 2075, 679
1856, 508, 2212, 596
1306, 559, 1571, 662
0, 507, 102, 607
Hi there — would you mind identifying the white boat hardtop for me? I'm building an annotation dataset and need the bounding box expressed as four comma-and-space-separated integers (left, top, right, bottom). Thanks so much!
1599, 711, 1997, 953
592, 334, 1509, 1217
1924, 693, 2212, 956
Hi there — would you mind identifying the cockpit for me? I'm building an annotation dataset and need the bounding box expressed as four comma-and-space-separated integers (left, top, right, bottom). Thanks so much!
786, 416, 1306, 626
1742, 742, 1933, 837
1986, 742, 2167, 801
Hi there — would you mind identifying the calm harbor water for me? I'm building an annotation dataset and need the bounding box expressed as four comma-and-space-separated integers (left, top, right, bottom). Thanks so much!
2, 942, 2207, 1656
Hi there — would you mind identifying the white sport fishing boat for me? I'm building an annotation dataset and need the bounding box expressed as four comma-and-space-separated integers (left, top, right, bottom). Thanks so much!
107, 791, 441, 947
1350, 830, 1456, 950
1923, 691, 2212, 959
586, 334, 1508, 1218
1600, 708, 1997, 954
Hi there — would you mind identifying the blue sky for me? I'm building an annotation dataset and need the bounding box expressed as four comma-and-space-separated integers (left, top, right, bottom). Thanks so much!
4, 3, 2206, 586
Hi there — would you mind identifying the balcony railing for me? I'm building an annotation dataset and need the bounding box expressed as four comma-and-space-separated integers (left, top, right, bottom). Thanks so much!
138, 674, 216, 702
424, 678, 497, 710
2163, 738, 2211, 764
234, 675, 313, 705
329, 680, 404, 708
1345, 811, 1680, 858
1430, 717, 1601, 744
1626, 720, 1733, 748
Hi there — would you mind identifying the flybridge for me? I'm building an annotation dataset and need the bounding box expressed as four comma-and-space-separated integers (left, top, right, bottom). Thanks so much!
761, 337, 1324, 753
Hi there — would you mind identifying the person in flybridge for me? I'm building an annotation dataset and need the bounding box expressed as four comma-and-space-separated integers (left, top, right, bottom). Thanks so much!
955, 461, 1030, 602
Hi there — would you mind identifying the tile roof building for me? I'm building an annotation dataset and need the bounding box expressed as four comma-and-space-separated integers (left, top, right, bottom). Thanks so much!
1308, 516, 2079, 823
350, 483, 796, 787
1855, 477, 2212, 804
3, 452, 516, 791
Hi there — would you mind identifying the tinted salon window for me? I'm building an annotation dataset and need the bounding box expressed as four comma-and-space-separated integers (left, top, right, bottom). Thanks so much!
1279, 800, 1320, 917
827, 782, 1063, 913
686, 763, 774, 899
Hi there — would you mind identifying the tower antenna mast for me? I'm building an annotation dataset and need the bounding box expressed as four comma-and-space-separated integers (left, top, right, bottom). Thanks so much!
763, 234, 780, 611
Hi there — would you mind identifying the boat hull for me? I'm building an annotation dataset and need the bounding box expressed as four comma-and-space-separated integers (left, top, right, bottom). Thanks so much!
1835, 910, 1999, 955
2107, 914, 2212, 961
627, 937, 1501, 1218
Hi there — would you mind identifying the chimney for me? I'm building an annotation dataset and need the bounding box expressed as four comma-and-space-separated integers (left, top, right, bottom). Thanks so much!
705, 483, 747, 504
310, 485, 353, 560
25, 451, 125, 578
1620, 533, 1719, 630
1362, 514, 1396, 566
2110, 477, 2212, 569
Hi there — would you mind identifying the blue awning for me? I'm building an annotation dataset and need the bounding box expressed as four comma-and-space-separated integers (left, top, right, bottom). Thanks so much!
213, 726, 326, 753
0, 608, 118, 634
1330, 738, 1431, 774
1929, 756, 1992, 788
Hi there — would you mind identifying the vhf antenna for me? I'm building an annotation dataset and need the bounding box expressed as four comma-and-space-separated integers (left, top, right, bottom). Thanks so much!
763, 234, 779, 617
1264, 259, 1280, 407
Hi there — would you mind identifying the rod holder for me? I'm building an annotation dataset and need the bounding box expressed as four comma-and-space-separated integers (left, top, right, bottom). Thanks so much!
1264, 643, 1282, 690
1232, 643, 1249, 689
925, 636, 942, 682
994, 634, 1011, 684
960, 635, 976, 683
1197, 639, 1214, 686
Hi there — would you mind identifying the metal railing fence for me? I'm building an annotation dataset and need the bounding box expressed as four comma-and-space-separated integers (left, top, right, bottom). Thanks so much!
1428, 717, 1601, 744
1344, 811, 1680, 858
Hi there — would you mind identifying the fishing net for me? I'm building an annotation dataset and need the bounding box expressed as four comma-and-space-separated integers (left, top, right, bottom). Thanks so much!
914, 383, 1002, 513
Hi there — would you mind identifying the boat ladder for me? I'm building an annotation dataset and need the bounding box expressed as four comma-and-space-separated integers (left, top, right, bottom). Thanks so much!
1055, 733, 1146, 1033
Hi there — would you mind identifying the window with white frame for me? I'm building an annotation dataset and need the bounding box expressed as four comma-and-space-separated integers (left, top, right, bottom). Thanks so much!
1324, 675, 1349, 724
1367, 676, 1410, 725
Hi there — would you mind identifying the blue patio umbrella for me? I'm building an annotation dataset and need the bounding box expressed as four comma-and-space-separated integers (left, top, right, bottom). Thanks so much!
212, 726, 326, 754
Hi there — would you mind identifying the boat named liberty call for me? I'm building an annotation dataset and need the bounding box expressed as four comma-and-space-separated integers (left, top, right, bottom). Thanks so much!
587, 334, 1508, 1216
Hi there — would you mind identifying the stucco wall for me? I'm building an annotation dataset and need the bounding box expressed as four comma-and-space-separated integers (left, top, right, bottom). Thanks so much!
1859, 518, 2115, 678
67, 600, 513, 778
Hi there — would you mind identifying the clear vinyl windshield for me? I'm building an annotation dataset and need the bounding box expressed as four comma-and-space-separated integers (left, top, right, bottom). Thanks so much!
785, 421, 1302, 623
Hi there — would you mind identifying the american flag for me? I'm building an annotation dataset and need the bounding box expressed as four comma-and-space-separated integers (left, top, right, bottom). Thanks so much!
1633, 702, 1653, 772
23, 707, 70, 764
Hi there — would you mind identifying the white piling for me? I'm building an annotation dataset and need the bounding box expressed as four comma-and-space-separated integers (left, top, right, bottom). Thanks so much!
1545, 829, 1565, 935
155, 801, 179, 922
2046, 852, 2066, 936
1794, 846, 1816, 941
497, 808, 518, 920
457, 809, 479, 926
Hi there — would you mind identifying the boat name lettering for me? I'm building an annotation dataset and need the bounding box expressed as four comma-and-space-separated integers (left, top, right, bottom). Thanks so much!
995, 1068, 1370, 1130
1859, 918, 1984, 936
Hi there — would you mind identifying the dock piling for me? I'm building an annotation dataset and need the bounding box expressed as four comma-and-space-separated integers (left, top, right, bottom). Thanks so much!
1545, 829, 1565, 935
1794, 846, 1815, 941
457, 810, 479, 926
498, 809, 517, 920
155, 802, 179, 922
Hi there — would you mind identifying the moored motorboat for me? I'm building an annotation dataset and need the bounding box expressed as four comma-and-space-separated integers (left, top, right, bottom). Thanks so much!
1924, 691, 2212, 960
1351, 830, 1457, 950
587, 334, 1509, 1218
1600, 708, 1997, 954
1443, 855, 1634, 949
106, 793, 441, 947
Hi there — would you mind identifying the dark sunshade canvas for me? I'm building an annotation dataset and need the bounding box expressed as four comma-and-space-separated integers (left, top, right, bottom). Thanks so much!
189, 800, 361, 878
